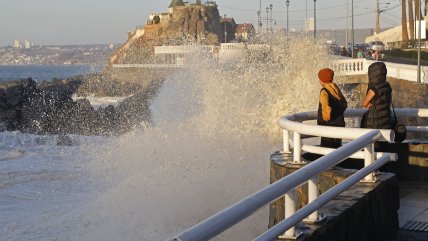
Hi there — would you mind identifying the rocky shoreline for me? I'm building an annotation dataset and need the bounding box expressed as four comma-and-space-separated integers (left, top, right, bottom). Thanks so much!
0, 76, 162, 136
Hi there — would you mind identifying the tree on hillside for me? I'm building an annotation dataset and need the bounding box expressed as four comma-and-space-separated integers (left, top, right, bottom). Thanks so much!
402, 0, 409, 48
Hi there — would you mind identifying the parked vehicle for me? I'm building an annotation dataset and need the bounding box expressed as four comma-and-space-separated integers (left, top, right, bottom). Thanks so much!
346, 43, 369, 55
368, 41, 385, 51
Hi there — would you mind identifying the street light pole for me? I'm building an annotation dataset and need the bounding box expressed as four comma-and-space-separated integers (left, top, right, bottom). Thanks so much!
306, 0, 308, 19
376, 0, 380, 33
259, 0, 262, 32
286, 0, 290, 33
417, 0, 422, 83
314, 0, 317, 38
270, 4, 273, 31
352, 0, 355, 58
224, 14, 227, 43
266, 7, 270, 31
346, 0, 349, 46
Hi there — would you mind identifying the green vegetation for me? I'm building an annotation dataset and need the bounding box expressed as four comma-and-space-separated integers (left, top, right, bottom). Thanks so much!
385, 49, 428, 62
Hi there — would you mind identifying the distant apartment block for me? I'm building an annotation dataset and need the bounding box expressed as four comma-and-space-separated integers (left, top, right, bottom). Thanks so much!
305, 18, 314, 32
24, 40, 31, 49
14, 40, 20, 48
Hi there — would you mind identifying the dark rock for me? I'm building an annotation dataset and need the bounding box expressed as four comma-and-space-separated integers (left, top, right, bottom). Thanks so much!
56, 134, 73, 146
0, 74, 158, 136
0, 88, 6, 109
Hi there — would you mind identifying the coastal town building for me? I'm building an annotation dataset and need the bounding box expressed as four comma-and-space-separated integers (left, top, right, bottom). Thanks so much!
24, 40, 31, 49
235, 24, 256, 42
14, 40, 20, 49
220, 17, 237, 43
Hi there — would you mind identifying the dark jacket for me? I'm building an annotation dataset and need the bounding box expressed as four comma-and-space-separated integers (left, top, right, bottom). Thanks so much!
363, 62, 393, 129
317, 84, 347, 127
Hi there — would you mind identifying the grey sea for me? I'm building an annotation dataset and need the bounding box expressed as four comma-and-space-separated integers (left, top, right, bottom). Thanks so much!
0, 64, 100, 82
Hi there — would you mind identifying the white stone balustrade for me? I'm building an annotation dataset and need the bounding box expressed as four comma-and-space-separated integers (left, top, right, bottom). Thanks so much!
330, 58, 428, 83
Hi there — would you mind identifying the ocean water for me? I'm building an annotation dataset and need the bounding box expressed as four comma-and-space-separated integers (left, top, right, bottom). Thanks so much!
0, 65, 101, 82
0, 35, 337, 241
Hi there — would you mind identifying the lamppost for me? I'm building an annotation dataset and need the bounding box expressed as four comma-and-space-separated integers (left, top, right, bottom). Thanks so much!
314, 0, 316, 38
376, 1, 390, 34
346, 0, 349, 47
270, 4, 273, 31
224, 14, 227, 43
352, 0, 354, 58
266, 7, 270, 31
417, 0, 422, 83
259, 0, 262, 30
286, 0, 290, 33
257, 11, 261, 32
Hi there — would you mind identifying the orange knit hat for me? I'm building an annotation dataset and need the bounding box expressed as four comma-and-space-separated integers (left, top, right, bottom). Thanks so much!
318, 68, 334, 83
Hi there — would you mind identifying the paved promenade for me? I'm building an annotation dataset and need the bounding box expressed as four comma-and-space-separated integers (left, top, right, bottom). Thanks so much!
390, 181, 428, 241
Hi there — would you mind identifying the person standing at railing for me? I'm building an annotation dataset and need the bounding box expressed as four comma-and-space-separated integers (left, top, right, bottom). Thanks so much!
366, 50, 373, 60
357, 48, 364, 59
317, 68, 348, 148
361, 62, 393, 129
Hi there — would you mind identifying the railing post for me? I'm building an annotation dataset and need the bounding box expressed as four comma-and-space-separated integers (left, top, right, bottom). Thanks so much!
303, 176, 325, 224
363, 143, 376, 182
283, 129, 291, 153
308, 176, 319, 220
293, 132, 302, 163
279, 189, 299, 239
354, 117, 362, 128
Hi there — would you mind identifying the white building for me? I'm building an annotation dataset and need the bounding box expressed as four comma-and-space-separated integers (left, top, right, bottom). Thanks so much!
305, 18, 314, 32
14, 40, 20, 48
24, 40, 31, 49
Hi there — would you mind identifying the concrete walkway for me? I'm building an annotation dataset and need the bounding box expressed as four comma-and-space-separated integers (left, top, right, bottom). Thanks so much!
384, 56, 428, 66
390, 181, 428, 241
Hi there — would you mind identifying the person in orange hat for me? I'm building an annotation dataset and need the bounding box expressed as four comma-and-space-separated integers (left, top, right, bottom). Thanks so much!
317, 68, 348, 148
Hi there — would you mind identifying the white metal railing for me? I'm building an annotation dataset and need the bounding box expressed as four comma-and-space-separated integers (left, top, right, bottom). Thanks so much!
330, 58, 367, 76
168, 108, 428, 241
154, 45, 215, 55
330, 58, 428, 83
112, 63, 183, 68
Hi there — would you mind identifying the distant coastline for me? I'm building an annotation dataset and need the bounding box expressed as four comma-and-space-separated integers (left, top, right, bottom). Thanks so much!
0, 65, 101, 82
0, 44, 115, 66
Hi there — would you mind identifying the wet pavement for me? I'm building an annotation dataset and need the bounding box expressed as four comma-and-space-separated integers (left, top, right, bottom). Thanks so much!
390, 181, 428, 241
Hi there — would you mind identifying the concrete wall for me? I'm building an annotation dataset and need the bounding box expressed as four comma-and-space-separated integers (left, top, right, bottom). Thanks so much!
269, 160, 399, 241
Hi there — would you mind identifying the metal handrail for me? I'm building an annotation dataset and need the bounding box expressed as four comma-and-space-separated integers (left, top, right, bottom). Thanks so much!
169, 131, 384, 241
169, 108, 428, 241
281, 108, 428, 162
254, 154, 391, 241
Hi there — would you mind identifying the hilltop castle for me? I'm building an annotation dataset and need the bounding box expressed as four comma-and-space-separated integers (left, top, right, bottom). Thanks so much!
142, 0, 222, 42
110, 1, 254, 64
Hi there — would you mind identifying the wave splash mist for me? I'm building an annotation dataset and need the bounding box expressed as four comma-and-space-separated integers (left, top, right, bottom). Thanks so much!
54, 34, 334, 241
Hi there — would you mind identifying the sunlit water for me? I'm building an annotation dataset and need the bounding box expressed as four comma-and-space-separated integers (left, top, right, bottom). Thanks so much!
0, 65, 101, 82
0, 35, 345, 240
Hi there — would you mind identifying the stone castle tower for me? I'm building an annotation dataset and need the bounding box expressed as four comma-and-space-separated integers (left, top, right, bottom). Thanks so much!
169, 0, 185, 8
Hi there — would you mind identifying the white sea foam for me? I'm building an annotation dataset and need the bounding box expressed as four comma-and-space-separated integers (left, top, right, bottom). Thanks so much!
0, 34, 339, 241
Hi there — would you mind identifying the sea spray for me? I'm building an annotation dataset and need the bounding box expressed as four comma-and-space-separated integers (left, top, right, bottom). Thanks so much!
5, 34, 340, 241
60, 34, 338, 241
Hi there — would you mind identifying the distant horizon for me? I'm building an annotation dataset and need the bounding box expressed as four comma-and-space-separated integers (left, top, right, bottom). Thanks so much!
0, 43, 120, 47
0, 27, 387, 48
0, 0, 401, 46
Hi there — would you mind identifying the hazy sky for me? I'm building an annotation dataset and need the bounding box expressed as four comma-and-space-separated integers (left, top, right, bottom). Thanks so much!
0, 0, 402, 46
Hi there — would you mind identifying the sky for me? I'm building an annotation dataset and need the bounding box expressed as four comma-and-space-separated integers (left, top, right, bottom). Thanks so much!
0, 0, 402, 46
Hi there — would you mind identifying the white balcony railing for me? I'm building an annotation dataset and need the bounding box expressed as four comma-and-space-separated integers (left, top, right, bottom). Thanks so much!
330, 58, 428, 83
168, 108, 428, 241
